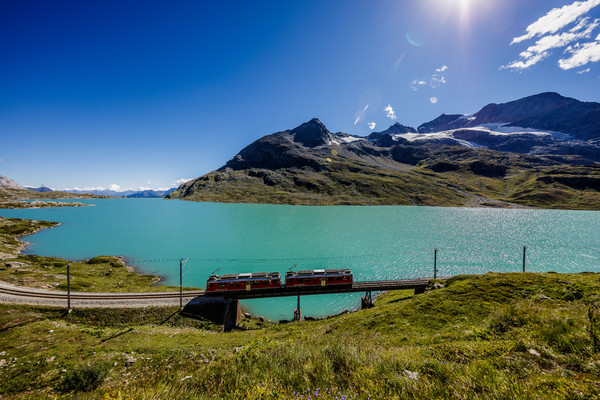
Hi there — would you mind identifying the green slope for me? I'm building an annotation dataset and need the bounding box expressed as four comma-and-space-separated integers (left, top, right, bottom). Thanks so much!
169, 145, 600, 209
2, 272, 600, 399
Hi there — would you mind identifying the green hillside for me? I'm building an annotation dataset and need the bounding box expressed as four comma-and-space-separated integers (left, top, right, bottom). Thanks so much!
169, 145, 600, 210
2, 272, 600, 399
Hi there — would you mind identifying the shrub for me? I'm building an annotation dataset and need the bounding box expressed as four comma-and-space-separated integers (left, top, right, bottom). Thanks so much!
57, 364, 107, 393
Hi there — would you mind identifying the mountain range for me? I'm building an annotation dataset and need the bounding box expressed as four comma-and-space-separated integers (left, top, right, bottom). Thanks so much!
167, 92, 600, 209
25, 188, 176, 198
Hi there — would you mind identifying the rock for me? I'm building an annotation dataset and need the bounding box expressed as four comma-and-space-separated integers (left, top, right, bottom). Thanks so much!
528, 349, 541, 357
5, 262, 26, 269
259, 316, 265, 323
404, 370, 419, 380
432, 283, 445, 290
243, 313, 251, 319
304, 316, 317, 321
0, 359, 6, 367
180, 375, 193, 382
124, 357, 137, 367
536, 294, 554, 301
45, 356, 55, 363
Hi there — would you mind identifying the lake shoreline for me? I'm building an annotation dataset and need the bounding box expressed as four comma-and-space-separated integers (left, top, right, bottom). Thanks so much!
0, 215, 189, 293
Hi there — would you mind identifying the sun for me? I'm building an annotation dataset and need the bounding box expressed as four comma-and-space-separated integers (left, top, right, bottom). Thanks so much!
436, 0, 482, 32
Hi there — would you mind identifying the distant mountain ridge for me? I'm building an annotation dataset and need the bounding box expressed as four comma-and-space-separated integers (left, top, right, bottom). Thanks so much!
65, 188, 176, 197
27, 186, 53, 192
126, 189, 176, 198
416, 92, 600, 140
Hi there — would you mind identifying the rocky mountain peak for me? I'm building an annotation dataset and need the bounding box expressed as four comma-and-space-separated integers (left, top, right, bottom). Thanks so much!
381, 122, 417, 135
291, 118, 335, 147
0, 175, 25, 190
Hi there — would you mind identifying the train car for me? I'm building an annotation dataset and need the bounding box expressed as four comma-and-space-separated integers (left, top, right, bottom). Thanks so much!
284, 268, 353, 288
205, 271, 281, 292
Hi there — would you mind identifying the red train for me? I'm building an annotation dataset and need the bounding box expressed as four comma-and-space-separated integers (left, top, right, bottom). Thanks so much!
205, 272, 281, 292
285, 269, 353, 288
205, 268, 353, 292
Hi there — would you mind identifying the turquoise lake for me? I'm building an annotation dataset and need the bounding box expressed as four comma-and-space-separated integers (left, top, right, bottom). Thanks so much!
1, 199, 600, 320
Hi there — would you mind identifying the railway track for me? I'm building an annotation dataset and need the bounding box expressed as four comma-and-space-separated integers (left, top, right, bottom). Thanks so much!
0, 286, 203, 300
0, 278, 431, 306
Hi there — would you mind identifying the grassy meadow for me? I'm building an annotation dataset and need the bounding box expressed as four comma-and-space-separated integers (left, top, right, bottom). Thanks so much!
1, 272, 600, 399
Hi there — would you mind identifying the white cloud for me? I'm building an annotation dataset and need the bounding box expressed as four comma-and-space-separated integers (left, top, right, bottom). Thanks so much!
145, 180, 152, 185
511, 0, 600, 44
66, 185, 123, 192
504, 17, 600, 70
577, 67, 592, 72
430, 75, 447, 88
368, 122, 376, 130
504, 1, 600, 71
384, 105, 397, 120
559, 39, 600, 69
172, 178, 192, 186
411, 65, 448, 90
430, 97, 438, 104
410, 80, 427, 91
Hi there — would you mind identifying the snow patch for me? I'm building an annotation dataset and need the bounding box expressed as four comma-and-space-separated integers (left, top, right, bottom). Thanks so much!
455, 139, 486, 148
477, 123, 572, 139
326, 135, 365, 145
394, 131, 454, 142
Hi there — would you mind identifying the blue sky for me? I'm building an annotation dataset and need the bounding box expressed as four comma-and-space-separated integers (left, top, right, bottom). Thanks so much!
1, 0, 599, 191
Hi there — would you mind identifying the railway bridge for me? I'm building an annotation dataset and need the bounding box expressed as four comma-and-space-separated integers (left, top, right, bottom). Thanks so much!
0, 278, 431, 331
187, 278, 430, 331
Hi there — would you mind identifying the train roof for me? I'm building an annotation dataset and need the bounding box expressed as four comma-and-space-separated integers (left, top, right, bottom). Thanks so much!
207, 271, 281, 282
285, 268, 352, 277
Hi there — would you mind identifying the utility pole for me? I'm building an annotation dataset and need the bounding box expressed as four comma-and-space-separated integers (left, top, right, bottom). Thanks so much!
522, 246, 527, 273
67, 263, 71, 314
434, 248, 438, 279
179, 258, 183, 311
294, 296, 302, 321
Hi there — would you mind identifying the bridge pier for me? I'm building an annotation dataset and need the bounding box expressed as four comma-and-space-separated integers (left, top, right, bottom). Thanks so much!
293, 295, 302, 321
223, 298, 241, 332
361, 290, 374, 309
181, 296, 241, 332
414, 286, 426, 295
